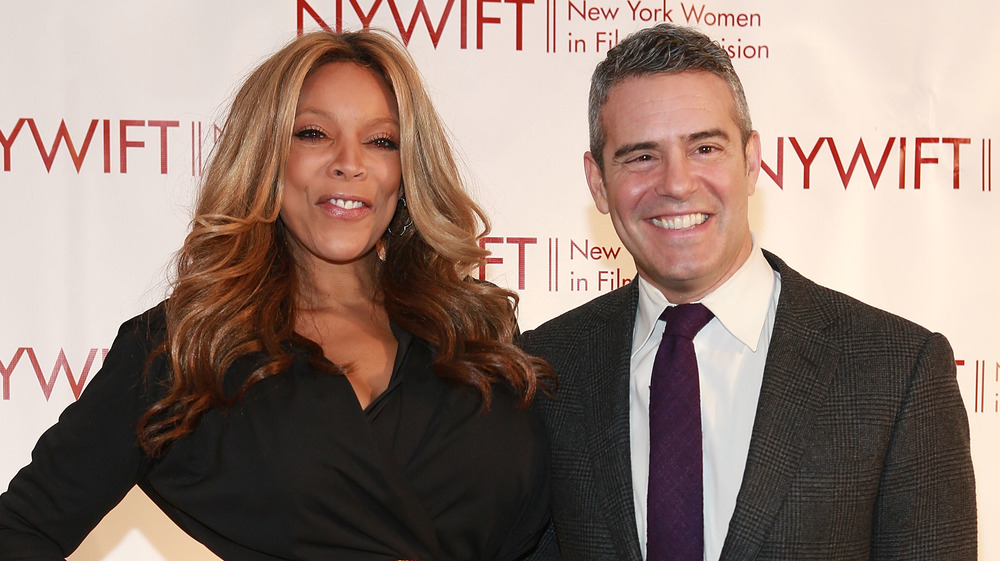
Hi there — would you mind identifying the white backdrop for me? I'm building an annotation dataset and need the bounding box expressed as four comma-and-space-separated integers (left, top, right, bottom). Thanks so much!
1, 1, 997, 559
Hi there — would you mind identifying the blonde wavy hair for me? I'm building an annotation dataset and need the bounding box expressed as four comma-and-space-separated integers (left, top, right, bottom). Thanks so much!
138, 29, 550, 456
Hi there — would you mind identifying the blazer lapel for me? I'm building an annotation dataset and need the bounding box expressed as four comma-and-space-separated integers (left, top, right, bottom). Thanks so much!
584, 282, 644, 561
720, 254, 841, 560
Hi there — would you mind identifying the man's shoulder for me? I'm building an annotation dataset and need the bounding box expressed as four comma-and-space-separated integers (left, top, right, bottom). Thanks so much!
766, 250, 935, 342
530, 282, 636, 334
520, 282, 637, 354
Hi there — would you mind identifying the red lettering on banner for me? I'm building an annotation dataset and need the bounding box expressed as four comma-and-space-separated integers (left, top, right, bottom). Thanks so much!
504, 236, 536, 289
504, 0, 531, 50
461, 0, 469, 48
0, 118, 27, 172
570, 0, 619, 20
681, 3, 705, 22
752, 136, 981, 191
0, 348, 23, 400
148, 120, 180, 174
1, 118, 216, 175
45, 349, 98, 400
191, 122, 197, 176
387, 0, 457, 47
26, 119, 100, 172
760, 136, 783, 189
788, 137, 826, 190
345, 0, 383, 29
297, 0, 532, 50
478, 236, 536, 288
595, 30, 621, 52
898, 137, 906, 189
626, 0, 673, 22
962, 359, 1000, 414
681, 4, 761, 27
913, 137, 938, 190
597, 269, 630, 290
1, 348, 103, 401
478, 236, 505, 280
119, 120, 145, 174
570, 239, 620, 260
103, 119, 112, 173
297, 0, 332, 32
827, 137, 896, 189
942, 137, 971, 189
300, 0, 452, 44
909, 137, 971, 190
478, 0, 501, 49
984, 139, 993, 192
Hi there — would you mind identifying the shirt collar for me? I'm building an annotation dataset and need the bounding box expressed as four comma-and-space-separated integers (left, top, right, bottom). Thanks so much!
633, 240, 775, 354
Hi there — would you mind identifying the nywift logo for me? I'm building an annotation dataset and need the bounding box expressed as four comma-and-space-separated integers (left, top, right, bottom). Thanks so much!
0, 118, 222, 176
760, 135, 992, 191
298, 0, 535, 50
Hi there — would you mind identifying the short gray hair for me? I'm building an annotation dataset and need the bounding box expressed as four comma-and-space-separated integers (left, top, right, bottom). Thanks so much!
588, 23, 752, 168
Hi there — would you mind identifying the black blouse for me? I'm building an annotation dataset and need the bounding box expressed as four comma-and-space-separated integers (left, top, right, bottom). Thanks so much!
0, 305, 550, 560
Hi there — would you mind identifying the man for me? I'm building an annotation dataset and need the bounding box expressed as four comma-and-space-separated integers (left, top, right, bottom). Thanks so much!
522, 23, 976, 560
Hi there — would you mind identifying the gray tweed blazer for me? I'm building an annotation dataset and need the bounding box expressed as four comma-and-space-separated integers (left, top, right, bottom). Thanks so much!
521, 251, 976, 561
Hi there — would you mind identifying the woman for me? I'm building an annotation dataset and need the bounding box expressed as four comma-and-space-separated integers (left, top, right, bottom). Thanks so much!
0, 30, 551, 561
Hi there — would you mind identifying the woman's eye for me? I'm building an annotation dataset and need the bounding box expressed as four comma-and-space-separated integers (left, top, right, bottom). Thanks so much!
370, 136, 399, 150
294, 128, 325, 140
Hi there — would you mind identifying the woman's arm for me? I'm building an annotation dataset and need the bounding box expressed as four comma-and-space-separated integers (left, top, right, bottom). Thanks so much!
0, 308, 166, 560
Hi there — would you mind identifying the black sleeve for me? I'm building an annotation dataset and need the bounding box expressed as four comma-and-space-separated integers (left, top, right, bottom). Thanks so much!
0, 307, 167, 560
870, 332, 978, 559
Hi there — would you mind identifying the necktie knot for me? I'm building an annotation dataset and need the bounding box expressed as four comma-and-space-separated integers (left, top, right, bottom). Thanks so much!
660, 303, 714, 340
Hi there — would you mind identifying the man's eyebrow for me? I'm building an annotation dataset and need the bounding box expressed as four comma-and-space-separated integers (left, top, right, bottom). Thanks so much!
612, 141, 658, 160
688, 128, 730, 143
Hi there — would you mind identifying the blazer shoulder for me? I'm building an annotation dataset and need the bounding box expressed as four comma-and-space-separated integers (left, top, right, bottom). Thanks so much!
766, 250, 936, 343
521, 282, 637, 349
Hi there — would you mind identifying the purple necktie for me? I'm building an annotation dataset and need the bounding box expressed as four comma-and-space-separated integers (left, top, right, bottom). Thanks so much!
647, 303, 714, 561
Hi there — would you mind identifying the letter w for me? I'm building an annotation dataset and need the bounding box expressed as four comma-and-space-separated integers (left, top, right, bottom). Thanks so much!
828, 137, 896, 189
681, 3, 707, 23
2, 348, 103, 400
387, 0, 456, 46
27, 119, 100, 172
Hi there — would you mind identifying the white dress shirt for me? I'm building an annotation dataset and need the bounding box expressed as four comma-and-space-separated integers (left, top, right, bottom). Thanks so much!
630, 244, 781, 561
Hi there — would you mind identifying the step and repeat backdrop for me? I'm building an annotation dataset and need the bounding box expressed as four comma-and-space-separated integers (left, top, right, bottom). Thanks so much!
2, 1, 997, 559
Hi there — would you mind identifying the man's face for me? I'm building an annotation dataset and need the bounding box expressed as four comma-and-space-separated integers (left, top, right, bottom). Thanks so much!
585, 71, 761, 303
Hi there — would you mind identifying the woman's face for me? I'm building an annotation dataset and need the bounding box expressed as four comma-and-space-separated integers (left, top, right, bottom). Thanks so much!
281, 62, 402, 274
